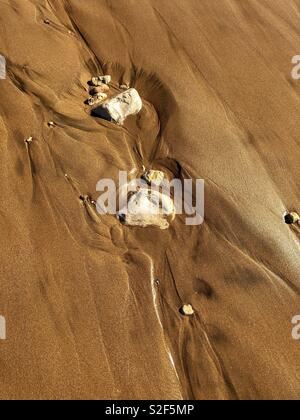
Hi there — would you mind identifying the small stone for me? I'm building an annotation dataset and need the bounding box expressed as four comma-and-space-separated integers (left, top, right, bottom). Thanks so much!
87, 93, 108, 106
90, 84, 109, 95
25, 136, 33, 144
120, 84, 130, 90
142, 170, 165, 186
91, 75, 111, 86
80, 195, 90, 204
180, 304, 194, 316
44, 19, 50, 25
48, 121, 56, 128
284, 212, 300, 225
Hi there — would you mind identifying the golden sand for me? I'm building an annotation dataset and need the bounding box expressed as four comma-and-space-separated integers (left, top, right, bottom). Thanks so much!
0, 0, 300, 400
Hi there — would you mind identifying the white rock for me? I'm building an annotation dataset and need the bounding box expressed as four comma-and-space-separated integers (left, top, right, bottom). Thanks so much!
143, 170, 165, 186
93, 88, 142, 125
180, 304, 194, 316
118, 188, 175, 229
87, 93, 108, 106
91, 75, 111, 86
25, 136, 33, 144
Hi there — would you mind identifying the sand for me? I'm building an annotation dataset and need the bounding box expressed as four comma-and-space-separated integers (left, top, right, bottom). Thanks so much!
0, 0, 300, 400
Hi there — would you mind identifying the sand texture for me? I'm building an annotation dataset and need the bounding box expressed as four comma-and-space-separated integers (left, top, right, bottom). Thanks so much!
0, 0, 300, 400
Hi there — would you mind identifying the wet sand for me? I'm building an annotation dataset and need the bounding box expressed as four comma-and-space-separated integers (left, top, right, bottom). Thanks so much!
0, 0, 300, 400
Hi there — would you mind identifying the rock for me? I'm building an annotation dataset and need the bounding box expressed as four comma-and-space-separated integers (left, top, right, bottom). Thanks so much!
180, 304, 194, 316
25, 138, 33, 144
91, 75, 111, 86
284, 212, 300, 225
120, 84, 130, 90
48, 121, 56, 128
87, 93, 108, 106
142, 170, 165, 186
90, 84, 109, 95
117, 188, 175, 229
92, 88, 142, 125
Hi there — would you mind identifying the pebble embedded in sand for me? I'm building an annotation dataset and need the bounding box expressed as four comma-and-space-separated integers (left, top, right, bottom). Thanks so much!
90, 84, 109, 95
87, 93, 108, 106
142, 170, 165, 186
92, 88, 142, 125
284, 212, 300, 225
91, 75, 111, 86
44, 19, 50, 25
117, 188, 175, 229
48, 121, 56, 128
25, 136, 33, 144
180, 304, 194, 316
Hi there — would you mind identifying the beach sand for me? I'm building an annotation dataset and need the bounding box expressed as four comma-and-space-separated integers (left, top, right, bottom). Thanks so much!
0, 0, 300, 400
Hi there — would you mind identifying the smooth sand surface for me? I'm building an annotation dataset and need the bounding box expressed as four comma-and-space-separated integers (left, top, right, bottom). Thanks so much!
0, 0, 300, 400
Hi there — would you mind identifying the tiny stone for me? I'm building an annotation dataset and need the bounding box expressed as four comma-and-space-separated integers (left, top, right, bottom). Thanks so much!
90, 84, 109, 95
25, 136, 33, 144
91, 75, 111, 86
48, 121, 56, 128
44, 19, 50, 25
142, 170, 165, 186
284, 212, 300, 225
180, 304, 194, 316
